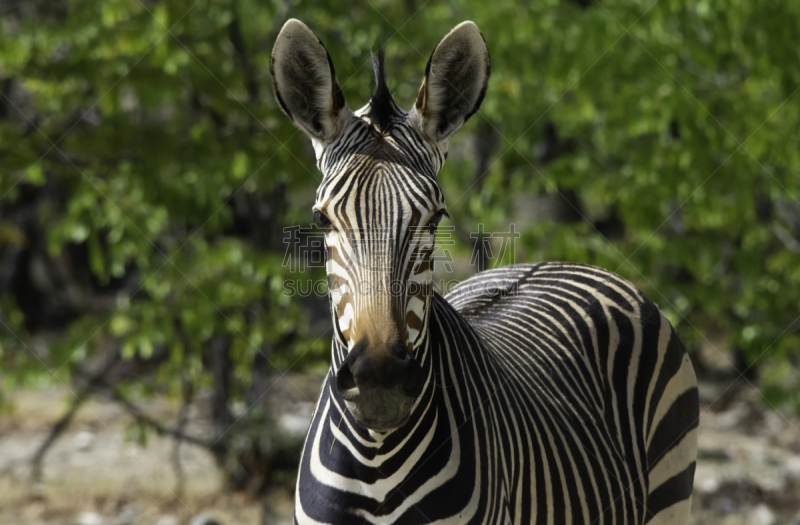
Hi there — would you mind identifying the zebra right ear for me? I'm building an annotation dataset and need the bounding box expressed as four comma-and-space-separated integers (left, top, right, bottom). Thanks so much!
271, 19, 351, 145
410, 21, 490, 145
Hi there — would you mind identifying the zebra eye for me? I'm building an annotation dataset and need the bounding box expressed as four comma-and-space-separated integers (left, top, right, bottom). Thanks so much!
427, 209, 448, 233
314, 210, 333, 230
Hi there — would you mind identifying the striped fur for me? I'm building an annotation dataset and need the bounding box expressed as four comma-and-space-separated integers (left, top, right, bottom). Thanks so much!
272, 19, 698, 525
296, 264, 698, 524
315, 107, 446, 350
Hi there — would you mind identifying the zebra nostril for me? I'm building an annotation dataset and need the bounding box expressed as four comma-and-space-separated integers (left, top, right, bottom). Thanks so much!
336, 362, 357, 392
402, 359, 424, 398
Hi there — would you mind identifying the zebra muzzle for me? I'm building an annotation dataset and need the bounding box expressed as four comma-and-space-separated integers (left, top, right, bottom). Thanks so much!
335, 340, 425, 431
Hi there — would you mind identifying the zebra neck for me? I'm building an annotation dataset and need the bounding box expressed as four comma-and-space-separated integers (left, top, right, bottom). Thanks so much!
295, 293, 496, 522
321, 290, 491, 455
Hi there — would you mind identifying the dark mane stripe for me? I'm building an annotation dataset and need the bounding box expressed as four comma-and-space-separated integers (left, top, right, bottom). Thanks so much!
368, 46, 398, 132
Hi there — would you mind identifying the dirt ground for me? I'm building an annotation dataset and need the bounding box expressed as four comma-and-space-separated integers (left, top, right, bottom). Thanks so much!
1, 375, 799, 525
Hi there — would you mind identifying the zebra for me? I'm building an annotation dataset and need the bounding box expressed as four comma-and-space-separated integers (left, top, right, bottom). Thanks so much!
271, 19, 699, 525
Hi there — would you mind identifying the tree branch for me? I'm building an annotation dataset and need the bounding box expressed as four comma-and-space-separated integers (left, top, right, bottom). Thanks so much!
171, 326, 195, 498
228, 13, 259, 103
110, 388, 212, 449
30, 348, 120, 486
773, 223, 800, 253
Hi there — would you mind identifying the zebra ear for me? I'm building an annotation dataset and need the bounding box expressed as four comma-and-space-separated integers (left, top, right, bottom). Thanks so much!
410, 21, 490, 144
270, 19, 351, 144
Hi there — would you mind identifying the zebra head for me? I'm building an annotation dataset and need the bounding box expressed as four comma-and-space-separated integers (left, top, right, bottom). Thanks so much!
272, 19, 490, 431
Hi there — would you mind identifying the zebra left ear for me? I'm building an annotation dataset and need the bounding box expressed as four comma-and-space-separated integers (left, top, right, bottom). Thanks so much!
410, 21, 490, 145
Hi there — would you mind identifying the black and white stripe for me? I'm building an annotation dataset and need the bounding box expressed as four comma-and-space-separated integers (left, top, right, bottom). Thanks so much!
296, 264, 697, 524
271, 18, 698, 525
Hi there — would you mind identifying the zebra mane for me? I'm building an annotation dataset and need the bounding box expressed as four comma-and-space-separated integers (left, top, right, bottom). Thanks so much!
367, 46, 398, 133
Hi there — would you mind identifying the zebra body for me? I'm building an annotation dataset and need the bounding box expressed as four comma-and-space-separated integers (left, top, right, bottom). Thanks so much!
297, 264, 697, 524
271, 19, 698, 525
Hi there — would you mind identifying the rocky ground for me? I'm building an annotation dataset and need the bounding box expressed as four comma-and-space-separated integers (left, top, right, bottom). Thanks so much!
692, 380, 800, 525
0, 375, 799, 525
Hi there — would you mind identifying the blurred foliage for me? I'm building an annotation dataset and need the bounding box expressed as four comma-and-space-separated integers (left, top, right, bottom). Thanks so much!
1, 0, 800, 426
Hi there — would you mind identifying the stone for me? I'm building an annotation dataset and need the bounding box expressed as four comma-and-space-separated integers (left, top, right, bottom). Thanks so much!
72, 430, 96, 452
114, 503, 140, 524
76, 512, 104, 525
190, 513, 222, 525
747, 504, 776, 525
